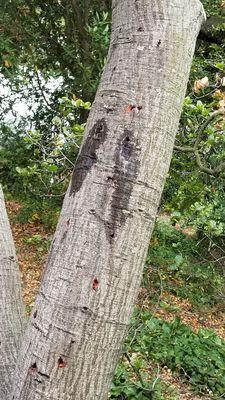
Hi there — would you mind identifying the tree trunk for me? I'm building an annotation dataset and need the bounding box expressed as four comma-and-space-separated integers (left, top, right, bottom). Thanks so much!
11, 1, 205, 399
0, 186, 25, 400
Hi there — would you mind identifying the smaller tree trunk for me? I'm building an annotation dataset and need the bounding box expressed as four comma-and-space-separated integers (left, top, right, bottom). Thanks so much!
0, 186, 25, 400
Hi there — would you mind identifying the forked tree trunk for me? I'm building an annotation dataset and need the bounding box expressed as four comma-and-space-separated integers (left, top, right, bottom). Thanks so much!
11, 1, 205, 399
0, 186, 25, 399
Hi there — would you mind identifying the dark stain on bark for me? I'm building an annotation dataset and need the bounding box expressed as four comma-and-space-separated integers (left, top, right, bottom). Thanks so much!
121, 131, 133, 160
106, 129, 140, 243
81, 306, 93, 316
31, 362, 37, 371
134, 0, 139, 11
69, 119, 108, 196
157, 39, 162, 47
62, 230, 67, 241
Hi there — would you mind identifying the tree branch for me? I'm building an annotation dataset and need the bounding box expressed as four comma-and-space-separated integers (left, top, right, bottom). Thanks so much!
199, 16, 225, 44
174, 110, 225, 176
69, 0, 92, 63
194, 110, 224, 150
173, 145, 193, 152
34, 68, 52, 108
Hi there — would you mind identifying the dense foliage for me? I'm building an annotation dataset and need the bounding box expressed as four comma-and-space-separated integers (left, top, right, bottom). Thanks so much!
1, 0, 225, 239
110, 220, 225, 399
112, 314, 225, 398
163, 0, 225, 241
0, 1, 110, 220
0, 0, 110, 101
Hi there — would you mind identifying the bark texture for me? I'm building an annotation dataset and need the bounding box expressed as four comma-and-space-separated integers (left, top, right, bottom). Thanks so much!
11, 1, 205, 399
0, 186, 25, 400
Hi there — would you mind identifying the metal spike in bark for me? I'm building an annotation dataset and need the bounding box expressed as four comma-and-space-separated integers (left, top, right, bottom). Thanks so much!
11, 1, 205, 399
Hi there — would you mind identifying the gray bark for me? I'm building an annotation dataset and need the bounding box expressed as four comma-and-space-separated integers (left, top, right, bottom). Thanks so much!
0, 186, 25, 400
11, 1, 205, 399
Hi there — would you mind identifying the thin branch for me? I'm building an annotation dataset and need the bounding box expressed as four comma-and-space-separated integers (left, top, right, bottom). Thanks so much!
175, 110, 225, 176
25, 131, 75, 167
84, 0, 91, 25
194, 147, 215, 175
34, 68, 52, 108
69, 0, 92, 62
192, 86, 220, 100
194, 110, 224, 150
28, 186, 67, 198
124, 353, 155, 397
173, 145, 193, 152
124, 353, 145, 388
151, 364, 160, 391
215, 161, 225, 174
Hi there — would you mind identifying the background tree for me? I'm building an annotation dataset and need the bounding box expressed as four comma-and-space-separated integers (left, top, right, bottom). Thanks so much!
0, 186, 24, 399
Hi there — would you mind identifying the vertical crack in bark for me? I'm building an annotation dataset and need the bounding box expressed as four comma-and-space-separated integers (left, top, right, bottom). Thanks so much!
70, 119, 108, 196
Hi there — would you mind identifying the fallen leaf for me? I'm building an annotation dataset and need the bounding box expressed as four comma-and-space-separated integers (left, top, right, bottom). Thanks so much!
194, 76, 209, 93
